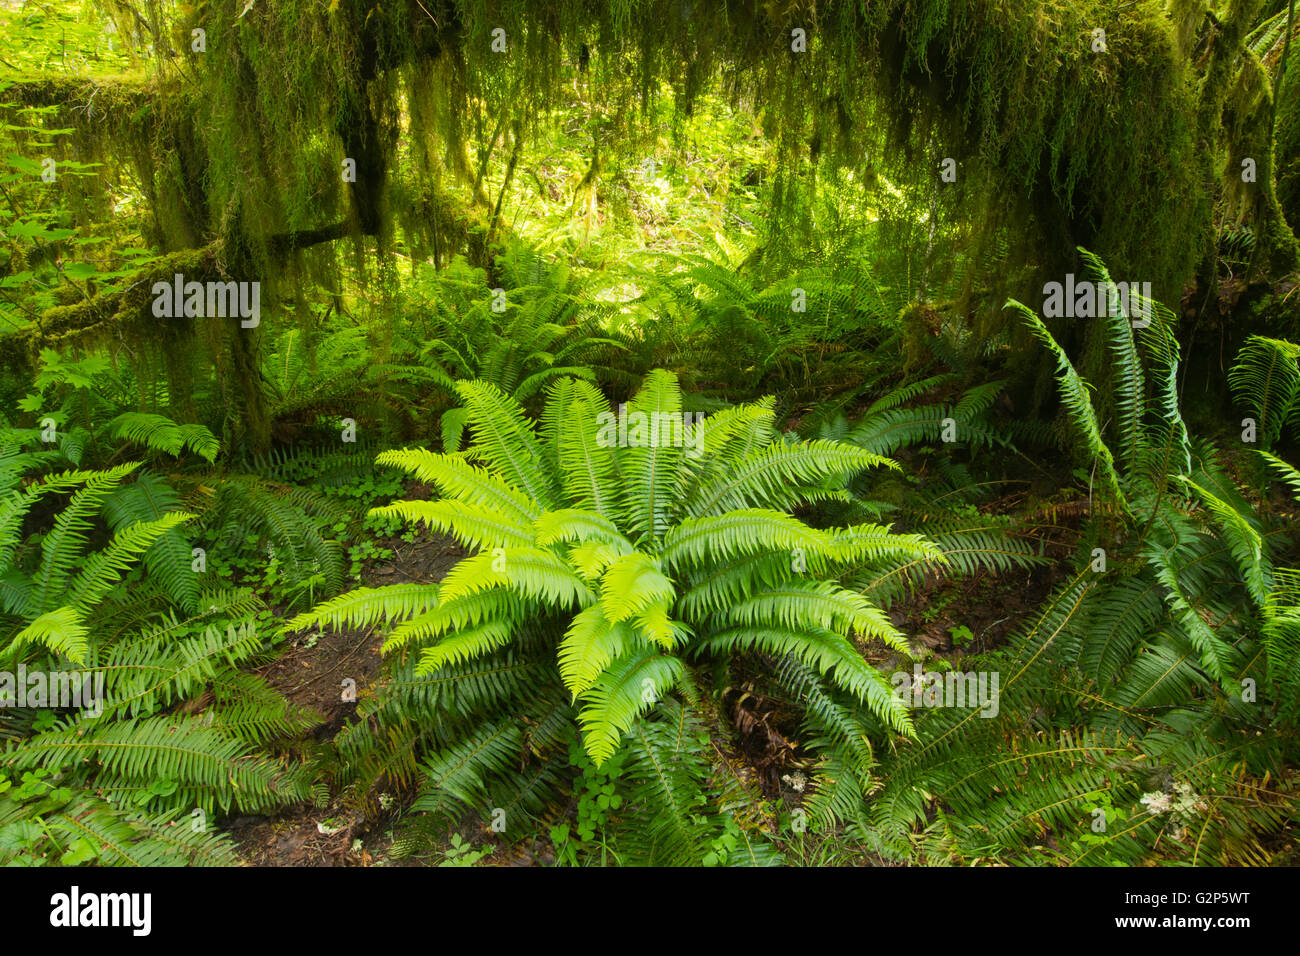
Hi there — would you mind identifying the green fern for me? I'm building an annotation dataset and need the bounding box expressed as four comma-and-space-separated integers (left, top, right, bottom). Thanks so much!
0, 461, 321, 866
289, 369, 945, 859
1229, 336, 1300, 449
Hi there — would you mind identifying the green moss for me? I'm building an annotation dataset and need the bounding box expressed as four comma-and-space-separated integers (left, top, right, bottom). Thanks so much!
2, 2, 1227, 310
5, 0, 1295, 452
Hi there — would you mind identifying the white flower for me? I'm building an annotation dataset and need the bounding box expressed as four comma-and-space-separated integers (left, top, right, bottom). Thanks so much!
1140, 791, 1172, 815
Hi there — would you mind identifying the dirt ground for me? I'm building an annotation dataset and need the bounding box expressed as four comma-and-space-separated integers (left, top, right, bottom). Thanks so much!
224, 481, 1079, 866
226, 523, 466, 866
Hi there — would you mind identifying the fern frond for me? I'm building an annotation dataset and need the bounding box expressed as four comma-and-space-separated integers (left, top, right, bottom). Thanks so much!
455, 380, 558, 509
578, 648, 683, 766
696, 625, 913, 735
1007, 300, 1126, 509
5, 605, 91, 663
104, 413, 219, 462
1229, 336, 1300, 448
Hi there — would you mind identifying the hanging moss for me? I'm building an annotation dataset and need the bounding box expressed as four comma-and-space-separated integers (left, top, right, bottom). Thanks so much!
118, 3, 1209, 293
1, 2, 1241, 302
4, 0, 1297, 457
32, 245, 214, 338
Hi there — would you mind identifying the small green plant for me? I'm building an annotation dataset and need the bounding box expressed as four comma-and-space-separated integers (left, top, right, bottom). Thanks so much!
702, 814, 745, 867
439, 833, 492, 867
347, 539, 394, 580
550, 736, 626, 866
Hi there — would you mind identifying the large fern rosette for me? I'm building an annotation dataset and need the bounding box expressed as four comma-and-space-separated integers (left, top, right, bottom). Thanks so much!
297, 370, 941, 765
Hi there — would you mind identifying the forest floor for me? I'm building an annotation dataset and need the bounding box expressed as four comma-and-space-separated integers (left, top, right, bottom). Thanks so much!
226, 484, 467, 866
222, 483, 1074, 866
